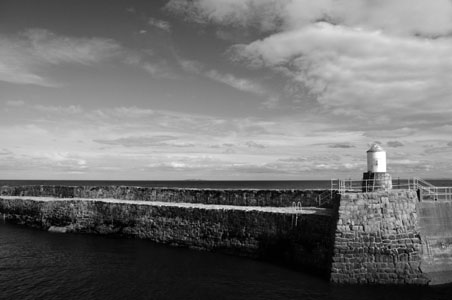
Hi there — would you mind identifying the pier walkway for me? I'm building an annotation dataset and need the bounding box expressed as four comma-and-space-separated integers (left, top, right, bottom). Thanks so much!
0, 196, 333, 216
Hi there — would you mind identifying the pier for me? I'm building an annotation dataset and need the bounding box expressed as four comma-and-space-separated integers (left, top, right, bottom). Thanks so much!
1, 181, 452, 285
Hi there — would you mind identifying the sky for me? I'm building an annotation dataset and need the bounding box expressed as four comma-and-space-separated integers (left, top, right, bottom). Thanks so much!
1, 0, 452, 180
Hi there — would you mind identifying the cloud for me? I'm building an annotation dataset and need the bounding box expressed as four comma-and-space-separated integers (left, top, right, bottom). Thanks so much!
43, 152, 88, 172
124, 52, 176, 79
223, 148, 236, 154
148, 17, 172, 32
5, 100, 25, 107
231, 22, 452, 123
0, 149, 12, 155
169, 0, 452, 132
147, 156, 224, 171
245, 141, 266, 148
0, 151, 88, 174
141, 62, 175, 78
24, 29, 121, 64
387, 141, 404, 148
204, 69, 265, 95
166, 0, 285, 31
177, 57, 266, 95
3, 102, 450, 179
126, 7, 136, 14
90, 106, 154, 120
93, 135, 177, 147
167, 0, 452, 37
0, 29, 122, 87
261, 96, 280, 109
33, 104, 83, 114
4, 102, 84, 118
328, 143, 355, 149
0, 62, 57, 87
278, 157, 308, 162
424, 146, 452, 155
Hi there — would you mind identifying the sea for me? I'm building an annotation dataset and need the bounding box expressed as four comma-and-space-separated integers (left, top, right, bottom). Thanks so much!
1, 179, 452, 189
2, 180, 452, 299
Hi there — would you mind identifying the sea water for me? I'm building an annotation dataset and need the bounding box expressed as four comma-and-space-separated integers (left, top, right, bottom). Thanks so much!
1, 179, 452, 190
1, 223, 451, 300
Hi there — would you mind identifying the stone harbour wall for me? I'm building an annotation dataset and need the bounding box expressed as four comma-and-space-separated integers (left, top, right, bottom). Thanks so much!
2, 186, 451, 285
331, 190, 429, 284
416, 201, 452, 285
0, 197, 336, 277
0, 185, 335, 208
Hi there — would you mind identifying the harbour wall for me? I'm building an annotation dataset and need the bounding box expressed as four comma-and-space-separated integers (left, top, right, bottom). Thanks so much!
0, 196, 336, 277
0, 185, 334, 208
332, 190, 452, 285
331, 190, 429, 284
417, 201, 452, 285
1, 186, 452, 285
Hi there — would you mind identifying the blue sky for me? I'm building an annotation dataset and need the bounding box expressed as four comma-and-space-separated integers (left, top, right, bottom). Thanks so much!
1, 0, 452, 180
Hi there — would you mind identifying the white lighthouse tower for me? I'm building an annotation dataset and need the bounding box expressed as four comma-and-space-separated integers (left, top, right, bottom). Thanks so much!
367, 144, 386, 173
363, 144, 392, 191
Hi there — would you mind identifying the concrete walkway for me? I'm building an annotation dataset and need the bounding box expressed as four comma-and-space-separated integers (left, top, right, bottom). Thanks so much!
0, 196, 333, 216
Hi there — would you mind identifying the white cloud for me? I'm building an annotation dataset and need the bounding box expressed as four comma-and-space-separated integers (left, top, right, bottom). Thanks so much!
234, 22, 452, 125
42, 152, 88, 171
177, 57, 265, 95
0, 61, 57, 87
23, 29, 121, 64
124, 52, 176, 79
94, 135, 178, 147
166, 0, 285, 31
148, 17, 172, 32
204, 69, 265, 95
90, 106, 155, 120
245, 141, 266, 149
167, 0, 452, 37
2, 102, 452, 178
168, 1, 452, 128
0, 148, 12, 155
5, 100, 25, 107
0, 29, 122, 87
33, 104, 83, 114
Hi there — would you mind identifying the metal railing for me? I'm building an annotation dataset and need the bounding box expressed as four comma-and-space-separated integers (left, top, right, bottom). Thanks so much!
291, 201, 302, 227
329, 177, 452, 201
331, 178, 411, 193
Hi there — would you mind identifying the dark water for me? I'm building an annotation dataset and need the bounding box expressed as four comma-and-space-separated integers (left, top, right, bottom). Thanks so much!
1, 223, 452, 300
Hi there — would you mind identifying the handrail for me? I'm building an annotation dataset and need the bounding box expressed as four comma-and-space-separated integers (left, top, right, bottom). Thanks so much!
317, 190, 336, 207
412, 177, 439, 199
330, 177, 452, 201
413, 177, 436, 188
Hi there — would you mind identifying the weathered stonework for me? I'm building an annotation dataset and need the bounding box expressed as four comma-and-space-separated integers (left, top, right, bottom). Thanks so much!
0, 185, 335, 208
331, 190, 429, 284
416, 201, 452, 285
0, 196, 336, 277
2, 186, 451, 285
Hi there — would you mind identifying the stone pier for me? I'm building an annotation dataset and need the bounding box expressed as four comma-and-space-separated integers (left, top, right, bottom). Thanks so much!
1, 185, 452, 285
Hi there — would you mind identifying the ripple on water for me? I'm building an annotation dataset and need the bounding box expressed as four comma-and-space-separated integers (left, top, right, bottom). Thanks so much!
1, 223, 452, 300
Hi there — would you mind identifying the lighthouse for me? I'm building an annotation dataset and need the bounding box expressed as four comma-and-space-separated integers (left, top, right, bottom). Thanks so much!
362, 144, 392, 191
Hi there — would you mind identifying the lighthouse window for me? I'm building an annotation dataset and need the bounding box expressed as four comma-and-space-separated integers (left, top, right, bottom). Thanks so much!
375, 160, 378, 166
